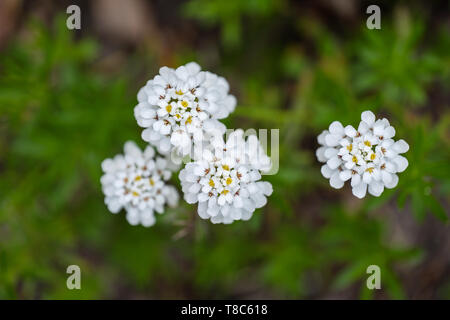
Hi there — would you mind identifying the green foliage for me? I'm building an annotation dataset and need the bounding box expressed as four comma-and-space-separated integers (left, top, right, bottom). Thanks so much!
183, 0, 285, 47
0, 3, 448, 300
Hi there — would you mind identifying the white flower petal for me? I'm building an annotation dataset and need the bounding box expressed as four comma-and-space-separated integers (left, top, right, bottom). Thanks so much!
368, 180, 384, 197
361, 110, 375, 126
330, 172, 344, 189
392, 155, 408, 172
352, 182, 367, 199
326, 156, 341, 170
392, 139, 409, 153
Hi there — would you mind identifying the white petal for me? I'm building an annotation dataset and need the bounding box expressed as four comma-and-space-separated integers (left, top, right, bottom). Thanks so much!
107, 200, 121, 213
317, 131, 328, 145
392, 155, 408, 172
373, 123, 385, 136
198, 193, 209, 202
101, 159, 115, 172
124, 141, 141, 158
324, 147, 338, 159
321, 164, 334, 179
351, 173, 361, 187
327, 156, 341, 170
383, 126, 396, 139
392, 139, 409, 154
381, 171, 393, 185
197, 202, 209, 219
330, 172, 344, 189
329, 121, 344, 134
252, 193, 267, 208
344, 125, 357, 137
257, 181, 273, 196
325, 134, 340, 147
339, 170, 352, 181
361, 110, 375, 126
363, 171, 372, 184
316, 147, 327, 162
352, 182, 367, 199
185, 62, 201, 75
218, 195, 226, 206
175, 65, 189, 81
358, 121, 369, 134
233, 196, 244, 208
368, 180, 384, 197
385, 173, 399, 189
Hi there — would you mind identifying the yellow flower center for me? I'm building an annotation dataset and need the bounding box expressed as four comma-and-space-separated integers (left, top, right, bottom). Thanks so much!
132, 191, 139, 197
226, 177, 232, 185
222, 165, 230, 171
347, 144, 353, 152
221, 189, 229, 195
149, 178, 155, 186
370, 153, 376, 161
175, 90, 183, 95
209, 179, 215, 187
166, 105, 172, 113
364, 140, 371, 147
352, 156, 358, 163
181, 101, 188, 108
366, 167, 374, 173
185, 116, 192, 125
134, 176, 141, 181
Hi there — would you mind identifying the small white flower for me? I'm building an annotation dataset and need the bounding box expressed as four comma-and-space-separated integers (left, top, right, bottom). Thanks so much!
135, 62, 236, 156
316, 110, 409, 198
179, 130, 273, 224
100, 141, 179, 227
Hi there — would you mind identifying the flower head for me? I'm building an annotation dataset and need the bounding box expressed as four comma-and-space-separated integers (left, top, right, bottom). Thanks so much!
134, 62, 236, 156
316, 110, 409, 198
179, 130, 273, 224
101, 141, 179, 227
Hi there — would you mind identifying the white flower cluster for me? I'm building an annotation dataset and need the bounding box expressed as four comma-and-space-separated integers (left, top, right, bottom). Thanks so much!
179, 130, 273, 224
134, 62, 236, 156
316, 111, 409, 198
101, 141, 179, 227
102, 62, 273, 227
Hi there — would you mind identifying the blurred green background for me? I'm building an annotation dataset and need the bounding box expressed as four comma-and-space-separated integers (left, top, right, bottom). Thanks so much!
0, 0, 449, 299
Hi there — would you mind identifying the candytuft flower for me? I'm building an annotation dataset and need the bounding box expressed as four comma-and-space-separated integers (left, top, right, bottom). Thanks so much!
316, 110, 409, 198
134, 62, 236, 156
179, 130, 273, 224
101, 141, 179, 227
